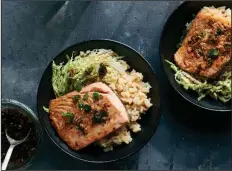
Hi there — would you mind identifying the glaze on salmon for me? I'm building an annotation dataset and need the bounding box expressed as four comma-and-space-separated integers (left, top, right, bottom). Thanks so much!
49, 82, 129, 150
174, 7, 231, 78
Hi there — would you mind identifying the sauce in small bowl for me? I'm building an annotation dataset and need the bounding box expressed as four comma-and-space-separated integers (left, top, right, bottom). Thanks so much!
1, 99, 42, 170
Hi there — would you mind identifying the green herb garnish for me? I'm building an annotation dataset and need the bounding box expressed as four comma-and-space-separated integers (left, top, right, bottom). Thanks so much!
217, 28, 223, 35
207, 58, 213, 67
83, 93, 89, 101
84, 104, 91, 113
93, 91, 100, 100
197, 48, 204, 56
43, 106, 49, 113
92, 110, 108, 124
208, 48, 219, 59
74, 95, 80, 102
92, 113, 104, 123
74, 80, 83, 92
66, 54, 70, 60
207, 35, 217, 44
78, 102, 84, 110
62, 112, 74, 123
100, 110, 108, 117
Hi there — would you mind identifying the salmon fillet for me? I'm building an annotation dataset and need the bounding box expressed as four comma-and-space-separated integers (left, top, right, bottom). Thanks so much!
49, 82, 129, 150
174, 7, 231, 78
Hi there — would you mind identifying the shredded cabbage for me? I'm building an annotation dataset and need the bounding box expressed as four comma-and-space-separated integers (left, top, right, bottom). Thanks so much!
52, 49, 128, 97
43, 106, 49, 113
165, 60, 231, 103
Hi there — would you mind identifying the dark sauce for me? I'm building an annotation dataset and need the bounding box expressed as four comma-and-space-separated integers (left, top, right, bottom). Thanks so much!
98, 63, 107, 77
1, 108, 37, 169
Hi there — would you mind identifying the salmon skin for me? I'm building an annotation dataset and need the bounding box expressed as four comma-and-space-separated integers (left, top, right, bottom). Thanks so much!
174, 7, 231, 79
49, 82, 129, 150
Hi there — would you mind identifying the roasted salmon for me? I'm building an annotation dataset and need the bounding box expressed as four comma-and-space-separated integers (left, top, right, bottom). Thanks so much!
49, 82, 129, 150
174, 7, 231, 78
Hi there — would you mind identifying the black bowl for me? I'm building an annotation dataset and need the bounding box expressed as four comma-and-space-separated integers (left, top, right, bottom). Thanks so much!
37, 39, 162, 163
160, 1, 231, 112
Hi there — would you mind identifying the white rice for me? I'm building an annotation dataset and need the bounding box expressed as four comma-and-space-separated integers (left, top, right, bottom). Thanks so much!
201, 6, 231, 22
97, 56, 152, 151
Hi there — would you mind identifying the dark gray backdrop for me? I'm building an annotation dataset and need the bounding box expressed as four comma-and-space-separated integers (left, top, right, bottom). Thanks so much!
2, 1, 231, 170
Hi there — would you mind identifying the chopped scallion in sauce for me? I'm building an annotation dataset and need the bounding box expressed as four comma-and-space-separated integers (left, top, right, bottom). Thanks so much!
78, 103, 84, 110
197, 48, 204, 56
208, 48, 219, 59
83, 93, 89, 101
84, 104, 91, 113
100, 110, 108, 117
73, 95, 80, 102
62, 112, 74, 123
92, 114, 104, 123
217, 28, 223, 35
92, 110, 108, 124
93, 91, 100, 100
74, 80, 83, 92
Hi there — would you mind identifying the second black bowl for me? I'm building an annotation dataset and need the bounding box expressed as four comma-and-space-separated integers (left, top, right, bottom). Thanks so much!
37, 39, 162, 163
160, 1, 231, 112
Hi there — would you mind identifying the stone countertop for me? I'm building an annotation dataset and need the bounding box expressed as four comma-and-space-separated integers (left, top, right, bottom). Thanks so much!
2, 1, 231, 170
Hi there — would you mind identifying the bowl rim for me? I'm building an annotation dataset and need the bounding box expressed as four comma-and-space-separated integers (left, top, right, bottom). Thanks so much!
159, 1, 231, 112
1, 98, 43, 170
37, 39, 162, 163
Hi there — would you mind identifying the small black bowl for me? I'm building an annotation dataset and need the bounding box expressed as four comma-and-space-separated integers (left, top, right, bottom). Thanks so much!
37, 39, 162, 163
160, 1, 231, 112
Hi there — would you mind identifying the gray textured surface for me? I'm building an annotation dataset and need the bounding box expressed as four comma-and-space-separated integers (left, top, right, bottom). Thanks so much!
2, 1, 231, 170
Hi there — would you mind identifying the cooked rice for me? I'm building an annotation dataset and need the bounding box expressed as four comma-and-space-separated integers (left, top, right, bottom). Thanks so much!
201, 6, 231, 22
95, 52, 152, 151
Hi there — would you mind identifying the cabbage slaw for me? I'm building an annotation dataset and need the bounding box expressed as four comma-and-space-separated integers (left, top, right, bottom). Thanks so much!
165, 60, 231, 103
52, 49, 128, 97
